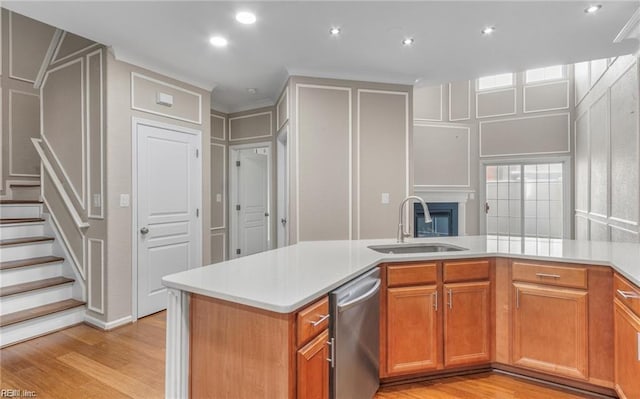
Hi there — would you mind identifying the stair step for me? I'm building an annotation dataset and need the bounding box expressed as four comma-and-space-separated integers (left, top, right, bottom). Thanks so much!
0, 256, 65, 271
0, 200, 43, 205
0, 277, 74, 298
9, 183, 40, 188
0, 236, 54, 247
0, 299, 85, 328
0, 218, 45, 225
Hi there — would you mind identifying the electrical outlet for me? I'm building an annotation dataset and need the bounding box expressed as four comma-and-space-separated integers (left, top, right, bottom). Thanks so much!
216, 194, 222, 203
119, 194, 130, 207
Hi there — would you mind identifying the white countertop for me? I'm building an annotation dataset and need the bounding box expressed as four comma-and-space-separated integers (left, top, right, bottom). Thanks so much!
162, 235, 640, 313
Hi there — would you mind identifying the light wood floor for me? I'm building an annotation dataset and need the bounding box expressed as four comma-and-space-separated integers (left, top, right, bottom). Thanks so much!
0, 311, 592, 399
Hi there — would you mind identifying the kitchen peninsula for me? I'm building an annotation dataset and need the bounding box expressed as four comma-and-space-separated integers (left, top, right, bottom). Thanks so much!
162, 236, 640, 399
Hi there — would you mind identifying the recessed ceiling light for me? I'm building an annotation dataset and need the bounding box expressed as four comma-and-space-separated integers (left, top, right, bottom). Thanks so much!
329, 27, 341, 36
584, 4, 602, 13
236, 11, 257, 24
247, 88, 258, 94
402, 38, 414, 46
481, 26, 496, 35
209, 36, 228, 47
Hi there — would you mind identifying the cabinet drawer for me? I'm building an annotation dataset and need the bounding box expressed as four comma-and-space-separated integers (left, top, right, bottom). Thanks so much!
387, 263, 437, 287
512, 261, 587, 289
614, 274, 640, 318
443, 260, 490, 283
297, 297, 329, 347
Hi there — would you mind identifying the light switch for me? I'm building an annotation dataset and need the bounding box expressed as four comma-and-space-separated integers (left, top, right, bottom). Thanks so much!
216, 194, 222, 203
93, 194, 102, 208
469, 193, 475, 200
119, 194, 130, 207
381, 193, 390, 204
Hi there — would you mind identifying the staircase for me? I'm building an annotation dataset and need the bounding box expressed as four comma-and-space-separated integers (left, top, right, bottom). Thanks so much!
0, 199, 86, 347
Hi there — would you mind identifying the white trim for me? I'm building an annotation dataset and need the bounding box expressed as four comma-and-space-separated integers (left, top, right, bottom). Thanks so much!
131, 117, 202, 321
131, 72, 203, 125
479, 113, 571, 158
356, 89, 409, 239
228, 111, 274, 142
614, 7, 640, 43
51, 31, 100, 65
276, 88, 289, 130
87, 49, 105, 219
588, 90, 610, 220
609, 224, 639, 239
165, 288, 190, 399
523, 80, 570, 114
448, 81, 471, 122
413, 123, 471, 188
84, 314, 132, 330
33, 138, 89, 230
210, 142, 227, 230
414, 84, 443, 122
574, 61, 591, 107
42, 193, 86, 280
7, 12, 35, 84
8, 90, 40, 178
574, 110, 590, 214
295, 83, 352, 242
209, 231, 227, 262
609, 217, 639, 227
475, 87, 517, 119
210, 113, 226, 141
228, 141, 273, 258
40, 57, 86, 209
87, 238, 105, 314
34, 29, 64, 90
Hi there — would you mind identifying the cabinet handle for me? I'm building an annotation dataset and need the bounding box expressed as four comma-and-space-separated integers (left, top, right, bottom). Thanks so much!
535, 273, 561, 279
433, 291, 438, 312
617, 289, 640, 300
310, 314, 330, 327
448, 289, 453, 309
327, 337, 335, 368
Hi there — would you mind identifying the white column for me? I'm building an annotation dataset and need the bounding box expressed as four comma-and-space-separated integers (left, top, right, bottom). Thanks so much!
166, 288, 190, 399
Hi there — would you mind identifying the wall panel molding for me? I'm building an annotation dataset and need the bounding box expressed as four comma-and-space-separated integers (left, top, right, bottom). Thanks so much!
228, 111, 273, 141
87, 238, 104, 314
8, 89, 40, 178
413, 123, 470, 188
476, 87, 517, 119
210, 142, 226, 230
51, 31, 100, 65
523, 80, 570, 114
41, 57, 86, 209
449, 81, 471, 121
210, 113, 226, 141
131, 72, 203, 124
87, 49, 104, 219
276, 87, 289, 130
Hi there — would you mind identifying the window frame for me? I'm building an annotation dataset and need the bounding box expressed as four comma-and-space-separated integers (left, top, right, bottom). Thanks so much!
476, 73, 515, 91
525, 65, 566, 84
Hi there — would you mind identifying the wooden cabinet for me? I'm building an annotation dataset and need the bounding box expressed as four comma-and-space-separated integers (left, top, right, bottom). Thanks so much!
383, 260, 492, 377
512, 282, 588, 380
297, 329, 330, 399
443, 281, 491, 367
614, 274, 640, 399
386, 285, 439, 374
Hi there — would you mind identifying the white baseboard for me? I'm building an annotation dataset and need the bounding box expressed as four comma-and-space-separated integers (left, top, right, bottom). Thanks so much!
84, 314, 133, 330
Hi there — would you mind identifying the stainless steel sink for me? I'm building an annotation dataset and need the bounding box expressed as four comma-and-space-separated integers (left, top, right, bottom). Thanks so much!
367, 243, 468, 254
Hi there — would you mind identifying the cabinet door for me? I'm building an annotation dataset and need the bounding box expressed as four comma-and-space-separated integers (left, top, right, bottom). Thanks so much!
297, 329, 329, 399
387, 285, 439, 375
512, 283, 588, 380
614, 299, 640, 399
444, 281, 491, 367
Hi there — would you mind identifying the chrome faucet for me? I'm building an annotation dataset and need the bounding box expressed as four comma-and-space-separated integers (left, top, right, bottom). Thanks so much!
397, 196, 432, 243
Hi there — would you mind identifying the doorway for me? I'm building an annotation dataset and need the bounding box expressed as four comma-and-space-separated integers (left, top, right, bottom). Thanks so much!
229, 142, 272, 258
277, 127, 289, 247
132, 118, 202, 319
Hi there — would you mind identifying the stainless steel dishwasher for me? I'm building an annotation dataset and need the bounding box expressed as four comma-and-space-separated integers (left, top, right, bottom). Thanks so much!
329, 267, 381, 399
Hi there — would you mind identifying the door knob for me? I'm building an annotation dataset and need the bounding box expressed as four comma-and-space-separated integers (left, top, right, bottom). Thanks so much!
140, 227, 149, 235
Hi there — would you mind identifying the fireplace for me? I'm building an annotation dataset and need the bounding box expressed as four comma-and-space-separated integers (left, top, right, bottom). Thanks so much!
414, 202, 459, 237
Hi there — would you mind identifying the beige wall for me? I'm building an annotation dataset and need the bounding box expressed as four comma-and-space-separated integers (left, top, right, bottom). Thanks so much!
0, 9, 56, 195
414, 67, 575, 235
286, 76, 412, 242
574, 54, 640, 243
105, 53, 211, 322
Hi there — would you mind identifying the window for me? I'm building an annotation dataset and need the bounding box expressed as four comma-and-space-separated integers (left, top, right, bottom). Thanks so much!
525, 65, 564, 83
477, 73, 514, 91
485, 162, 564, 238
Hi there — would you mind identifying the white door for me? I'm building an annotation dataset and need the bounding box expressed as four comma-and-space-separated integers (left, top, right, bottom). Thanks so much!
277, 128, 289, 247
136, 121, 201, 318
236, 148, 269, 257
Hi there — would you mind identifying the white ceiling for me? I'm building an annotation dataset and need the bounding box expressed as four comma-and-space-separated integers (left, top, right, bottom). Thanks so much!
4, 1, 638, 113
